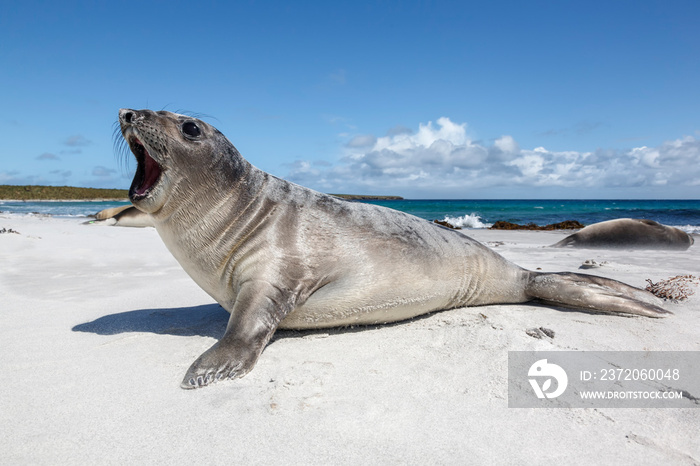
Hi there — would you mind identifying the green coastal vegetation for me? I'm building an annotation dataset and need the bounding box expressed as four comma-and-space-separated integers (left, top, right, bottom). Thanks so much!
0, 185, 129, 200
0, 185, 403, 201
330, 194, 403, 200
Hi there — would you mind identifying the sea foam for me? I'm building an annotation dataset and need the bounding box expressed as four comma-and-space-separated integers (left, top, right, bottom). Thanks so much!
674, 225, 700, 235
442, 213, 492, 229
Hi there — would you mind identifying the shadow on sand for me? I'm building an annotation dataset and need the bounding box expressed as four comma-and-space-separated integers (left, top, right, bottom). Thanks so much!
72, 303, 230, 339
71, 301, 443, 343
74, 301, 581, 344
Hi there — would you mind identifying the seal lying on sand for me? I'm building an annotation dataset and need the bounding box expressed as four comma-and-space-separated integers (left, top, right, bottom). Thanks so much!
118, 109, 670, 389
92, 205, 154, 227
552, 218, 693, 250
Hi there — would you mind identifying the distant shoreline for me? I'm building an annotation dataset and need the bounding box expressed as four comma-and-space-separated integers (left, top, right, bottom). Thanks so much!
0, 185, 403, 202
330, 194, 404, 201
0, 198, 131, 203
0, 185, 129, 201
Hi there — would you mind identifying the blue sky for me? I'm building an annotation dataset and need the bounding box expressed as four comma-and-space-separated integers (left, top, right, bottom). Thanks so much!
1, 0, 698, 199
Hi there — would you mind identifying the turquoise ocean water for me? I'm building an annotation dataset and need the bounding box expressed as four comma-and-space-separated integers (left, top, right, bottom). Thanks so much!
2, 199, 699, 234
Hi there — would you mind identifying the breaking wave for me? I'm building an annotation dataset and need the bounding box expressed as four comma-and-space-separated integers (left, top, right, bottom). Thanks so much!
442, 213, 492, 229
673, 225, 700, 235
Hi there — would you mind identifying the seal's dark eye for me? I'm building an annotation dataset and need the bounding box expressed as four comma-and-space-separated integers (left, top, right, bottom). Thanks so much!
182, 121, 201, 138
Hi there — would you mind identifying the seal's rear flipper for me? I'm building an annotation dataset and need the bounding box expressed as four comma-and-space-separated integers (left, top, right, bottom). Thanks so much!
526, 272, 671, 318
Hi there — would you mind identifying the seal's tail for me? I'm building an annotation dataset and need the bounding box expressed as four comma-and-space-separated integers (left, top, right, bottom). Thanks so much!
525, 272, 671, 318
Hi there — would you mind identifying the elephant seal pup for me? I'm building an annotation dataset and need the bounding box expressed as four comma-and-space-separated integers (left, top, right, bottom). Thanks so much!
551, 218, 693, 250
92, 205, 154, 227
95, 205, 132, 220
118, 109, 670, 389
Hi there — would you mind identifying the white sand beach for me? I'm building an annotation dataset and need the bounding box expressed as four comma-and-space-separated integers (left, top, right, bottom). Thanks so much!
1, 214, 698, 464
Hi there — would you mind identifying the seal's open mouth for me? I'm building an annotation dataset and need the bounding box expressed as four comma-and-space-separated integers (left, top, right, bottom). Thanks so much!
129, 137, 162, 200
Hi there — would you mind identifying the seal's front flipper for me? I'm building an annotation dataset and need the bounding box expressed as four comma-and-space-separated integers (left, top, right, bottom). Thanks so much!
181, 338, 257, 389
526, 272, 671, 318
181, 281, 294, 389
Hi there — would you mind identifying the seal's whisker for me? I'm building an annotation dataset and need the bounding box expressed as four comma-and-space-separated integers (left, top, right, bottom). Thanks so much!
113, 121, 133, 176
176, 109, 219, 124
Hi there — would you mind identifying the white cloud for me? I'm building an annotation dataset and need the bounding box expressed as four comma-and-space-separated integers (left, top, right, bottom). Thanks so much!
49, 170, 72, 178
493, 135, 519, 155
346, 134, 377, 148
64, 135, 92, 147
509, 153, 544, 179
0, 171, 43, 185
285, 117, 700, 197
36, 152, 60, 161
92, 166, 117, 177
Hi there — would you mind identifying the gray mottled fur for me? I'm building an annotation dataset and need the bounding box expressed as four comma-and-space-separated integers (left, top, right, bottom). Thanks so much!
551, 218, 694, 250
118, 109, 670, 389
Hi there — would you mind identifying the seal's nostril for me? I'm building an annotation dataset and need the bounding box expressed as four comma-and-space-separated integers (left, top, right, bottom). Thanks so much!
124, 111, 134, 123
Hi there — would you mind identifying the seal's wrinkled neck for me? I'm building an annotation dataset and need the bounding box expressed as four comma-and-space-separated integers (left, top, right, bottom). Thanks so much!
155, 144, 265, 225
154, 160, 278, 308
